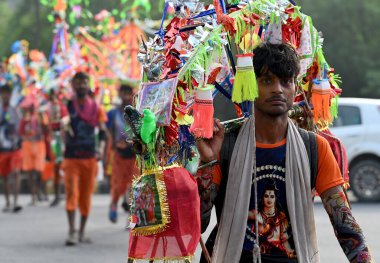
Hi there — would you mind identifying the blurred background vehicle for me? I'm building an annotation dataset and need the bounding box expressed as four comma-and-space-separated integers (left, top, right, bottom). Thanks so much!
330, 98, 380, 202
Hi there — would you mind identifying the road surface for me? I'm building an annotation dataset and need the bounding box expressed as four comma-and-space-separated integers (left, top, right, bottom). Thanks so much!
0, 195, 379, 262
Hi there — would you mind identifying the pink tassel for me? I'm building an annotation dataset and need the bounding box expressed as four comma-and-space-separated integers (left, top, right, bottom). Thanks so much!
190, 87, 214, 139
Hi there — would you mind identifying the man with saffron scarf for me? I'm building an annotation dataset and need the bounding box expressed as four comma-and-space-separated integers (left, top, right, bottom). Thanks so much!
62, 72, 107, 246
196, 43, 372, 263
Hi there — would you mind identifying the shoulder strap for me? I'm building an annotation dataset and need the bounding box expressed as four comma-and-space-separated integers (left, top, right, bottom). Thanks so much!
216, 127, 240, 220
67, 100, 74, 114
298, 128, 318, 190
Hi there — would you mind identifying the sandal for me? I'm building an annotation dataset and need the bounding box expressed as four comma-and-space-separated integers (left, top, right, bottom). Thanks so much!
50, 197, 61, 207
121, 201, 130, 212
109, 205, 118, 223
13, 206, 23, 213
78, 235, 93, 244
65, 232, 77, 246
2, 206, 11, 212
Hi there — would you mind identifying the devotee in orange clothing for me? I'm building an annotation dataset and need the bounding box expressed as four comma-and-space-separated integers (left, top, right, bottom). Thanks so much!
19, 96, 49, 205
107, 84, 138, 223
62, 72, 107, 246
0, 84, 22, 213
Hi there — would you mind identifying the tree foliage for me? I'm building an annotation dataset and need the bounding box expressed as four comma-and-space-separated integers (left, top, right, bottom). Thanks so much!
300, 0, 380, 97
0, 0, 164, 58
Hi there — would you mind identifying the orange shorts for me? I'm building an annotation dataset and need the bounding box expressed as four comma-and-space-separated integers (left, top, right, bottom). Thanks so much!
111, 153, 138, 201
42, 159, 55, 182
0, 150, 22, 177
105, 150, 114, 177
22, 140, 46, 172
62, 158, 98, 216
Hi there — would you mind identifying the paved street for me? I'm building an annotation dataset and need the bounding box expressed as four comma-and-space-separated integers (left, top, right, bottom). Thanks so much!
0, 195, 379, 263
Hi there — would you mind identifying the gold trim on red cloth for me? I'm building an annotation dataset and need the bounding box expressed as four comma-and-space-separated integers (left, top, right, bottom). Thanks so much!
129, 164, 180, 236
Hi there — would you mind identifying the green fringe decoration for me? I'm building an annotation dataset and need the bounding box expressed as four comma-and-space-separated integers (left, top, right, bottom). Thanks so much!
330, 95, 339, 119
231, 66, 258, 103
330, 73, 342, 89
234, 14, 247, 46
176, 25, 224, 104
142, 71, 148, 83
316, 48, 327, 69
143, 143, 157, 171
227, 0, 240, 4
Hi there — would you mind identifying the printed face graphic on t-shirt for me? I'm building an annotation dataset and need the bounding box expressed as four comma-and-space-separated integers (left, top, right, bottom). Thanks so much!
243, 142, 297, 259
263, 190, 275, 209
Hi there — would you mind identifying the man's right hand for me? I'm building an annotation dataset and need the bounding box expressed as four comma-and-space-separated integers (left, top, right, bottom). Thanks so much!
196, 119, 225, 163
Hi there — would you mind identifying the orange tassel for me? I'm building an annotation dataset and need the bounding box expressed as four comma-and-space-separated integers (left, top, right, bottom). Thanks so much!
311, 79, 332, 123
190, 87, 214, 139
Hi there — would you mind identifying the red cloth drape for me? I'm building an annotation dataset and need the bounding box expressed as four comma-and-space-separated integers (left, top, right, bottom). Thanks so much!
318, 129, 350, 187
128, 167, 200, 261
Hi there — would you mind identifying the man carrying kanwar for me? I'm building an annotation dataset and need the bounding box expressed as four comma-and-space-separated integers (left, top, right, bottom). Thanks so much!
196, 43, 373, 263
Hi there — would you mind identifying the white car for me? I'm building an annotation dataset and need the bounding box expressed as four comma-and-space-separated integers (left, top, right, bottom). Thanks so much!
330, 98, 380, 202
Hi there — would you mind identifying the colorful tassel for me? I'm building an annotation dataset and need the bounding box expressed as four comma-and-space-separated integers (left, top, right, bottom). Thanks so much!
330, 95, 339, 119
231, 53, 258, 103
190, 85, 214, 139
311, 78, 331, 123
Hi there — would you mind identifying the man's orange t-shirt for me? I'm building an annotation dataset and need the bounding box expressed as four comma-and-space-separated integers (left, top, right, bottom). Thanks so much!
211, 133, 344, 195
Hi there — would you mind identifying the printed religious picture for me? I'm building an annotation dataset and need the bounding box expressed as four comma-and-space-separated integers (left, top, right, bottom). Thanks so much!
245, 180, 296, 259
130, 173, 162, 227
137, 78, 177, 126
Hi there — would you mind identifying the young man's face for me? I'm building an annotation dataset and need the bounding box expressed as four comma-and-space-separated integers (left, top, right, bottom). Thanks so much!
0, 90, 11, 104
24, 105, 35, 115
49, 91, 57, 101
254, 71, 295, 117
119, 90, 134, 106
72, 78, 89, 98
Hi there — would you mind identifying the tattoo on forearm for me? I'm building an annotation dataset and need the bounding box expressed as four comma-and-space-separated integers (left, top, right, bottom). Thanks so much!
196, 166, 219, 231
196, 166, 217, 213
323, 192, 372, 263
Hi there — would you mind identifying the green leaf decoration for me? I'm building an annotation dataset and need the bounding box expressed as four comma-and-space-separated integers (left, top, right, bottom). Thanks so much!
69, 12, 76, 25
47, 14, 54, 22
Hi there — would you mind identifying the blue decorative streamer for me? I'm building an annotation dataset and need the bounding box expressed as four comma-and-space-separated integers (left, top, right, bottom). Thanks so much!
156, 2, 169, 41
219, 0, 227, 14
258, 25, 264, 38
167, 125, 196, 166
214, 81, 231, 100
48, 29, 61, 64
188, 9, 217, 20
